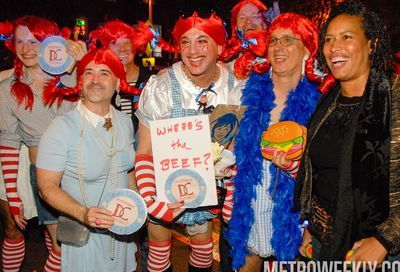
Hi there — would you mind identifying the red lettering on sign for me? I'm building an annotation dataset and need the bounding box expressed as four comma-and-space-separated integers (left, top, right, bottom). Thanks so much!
112, 203, 132, 221
49, 49, 62, 61
178, 182, 194, 197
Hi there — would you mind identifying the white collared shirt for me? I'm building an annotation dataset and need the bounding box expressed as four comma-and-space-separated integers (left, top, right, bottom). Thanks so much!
77, 100, 112, 127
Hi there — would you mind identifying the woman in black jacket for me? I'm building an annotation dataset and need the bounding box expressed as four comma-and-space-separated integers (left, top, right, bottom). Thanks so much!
295, 0, 399, 264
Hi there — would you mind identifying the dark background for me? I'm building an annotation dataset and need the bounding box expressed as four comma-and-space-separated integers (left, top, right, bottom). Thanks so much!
1, 0, 399, 69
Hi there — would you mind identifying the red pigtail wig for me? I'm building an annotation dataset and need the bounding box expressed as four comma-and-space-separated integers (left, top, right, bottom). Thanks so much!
219, 38, 242, 62
88, 28, 102, 51
133, 21, 178, 54
233, 30, 269, 79
89, 20, 136, 49
52, 48, 141, 104
319, 73, 336, 94
0, 21, 14, 50
268, 13, 322, 83
60, 27, 72, 40
134, 12, 228, 56
172, 12, 226, 47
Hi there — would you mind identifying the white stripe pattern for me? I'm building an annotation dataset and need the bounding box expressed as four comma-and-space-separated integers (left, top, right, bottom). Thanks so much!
44, 249, 61, 272
281, 160, 300, 177
148, 241, 171, 272
0, 147, 21, 212
119, 95, 133, 117
222, 178, 234, 221
189, 240, 213, 268
147, 201, 169, 218
2, 238, 25, 272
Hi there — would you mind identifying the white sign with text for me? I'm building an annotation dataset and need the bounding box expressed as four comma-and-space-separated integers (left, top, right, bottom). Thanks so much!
150, 115, 217, 208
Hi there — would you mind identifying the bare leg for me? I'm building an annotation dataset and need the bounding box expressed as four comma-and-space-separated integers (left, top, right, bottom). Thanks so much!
46, 224, 60, 251
148, 222, 172, 242
238, 254, 263, 272
0, 199, 23, 239
0, 199, 25, 272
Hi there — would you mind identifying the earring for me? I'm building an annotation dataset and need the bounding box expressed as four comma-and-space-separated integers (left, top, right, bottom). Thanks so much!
80, 88, 85, 101
302, 54, 309, 77
115, 89, 121, 107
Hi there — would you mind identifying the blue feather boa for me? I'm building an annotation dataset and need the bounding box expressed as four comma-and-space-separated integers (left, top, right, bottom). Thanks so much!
227, 72, 320, 269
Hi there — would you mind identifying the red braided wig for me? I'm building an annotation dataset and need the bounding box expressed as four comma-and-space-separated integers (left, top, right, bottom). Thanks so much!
233, 30, 269, 79
52, 48, 141, 103
268, 13, 322, 83
172, 12, 226, 46
0, 21, 13, 49
133, 12, 226, 55
89, 20, 140, 52
132, 21, 177, 54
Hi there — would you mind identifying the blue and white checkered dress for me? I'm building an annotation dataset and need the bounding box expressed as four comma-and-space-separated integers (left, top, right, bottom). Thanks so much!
247, 160, 275, 257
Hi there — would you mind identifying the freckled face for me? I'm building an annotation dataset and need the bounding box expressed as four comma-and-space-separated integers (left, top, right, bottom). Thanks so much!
180, 28, 221, 78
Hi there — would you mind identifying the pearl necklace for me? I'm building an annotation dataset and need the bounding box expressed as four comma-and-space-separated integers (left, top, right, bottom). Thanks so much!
182, 64, 220, 113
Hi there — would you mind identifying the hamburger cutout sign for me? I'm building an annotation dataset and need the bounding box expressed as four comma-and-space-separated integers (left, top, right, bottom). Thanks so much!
261, 121, 307, 161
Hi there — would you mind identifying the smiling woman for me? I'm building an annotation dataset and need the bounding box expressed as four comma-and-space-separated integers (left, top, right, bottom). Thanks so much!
322, 14, 371, 96
294, 0, 399, 264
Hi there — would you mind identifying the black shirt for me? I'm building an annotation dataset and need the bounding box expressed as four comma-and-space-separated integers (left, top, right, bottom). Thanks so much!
310, 94, 363, 215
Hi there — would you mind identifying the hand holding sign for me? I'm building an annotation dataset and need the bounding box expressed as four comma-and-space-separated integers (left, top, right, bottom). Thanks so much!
146, 197, 185, 222
66, 40, 87, 63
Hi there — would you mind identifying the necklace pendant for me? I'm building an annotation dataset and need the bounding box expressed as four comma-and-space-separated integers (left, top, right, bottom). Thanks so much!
103, 118, 112, 131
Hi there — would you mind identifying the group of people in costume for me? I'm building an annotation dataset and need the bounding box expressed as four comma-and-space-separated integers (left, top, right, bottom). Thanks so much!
0, 0, 399, 272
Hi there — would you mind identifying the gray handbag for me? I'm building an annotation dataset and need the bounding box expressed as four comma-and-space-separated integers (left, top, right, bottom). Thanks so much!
57, 215, 90, 247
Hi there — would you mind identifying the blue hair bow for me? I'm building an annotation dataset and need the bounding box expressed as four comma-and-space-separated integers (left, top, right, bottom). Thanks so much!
251, 57, 267, 66
0, 34, 13, 41
56, 81, 66, 88
148, 26, 160, 49
237, 29, 257, 49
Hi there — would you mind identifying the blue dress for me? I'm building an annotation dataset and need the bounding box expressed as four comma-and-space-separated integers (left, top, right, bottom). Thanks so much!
36, 106, 136, 272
